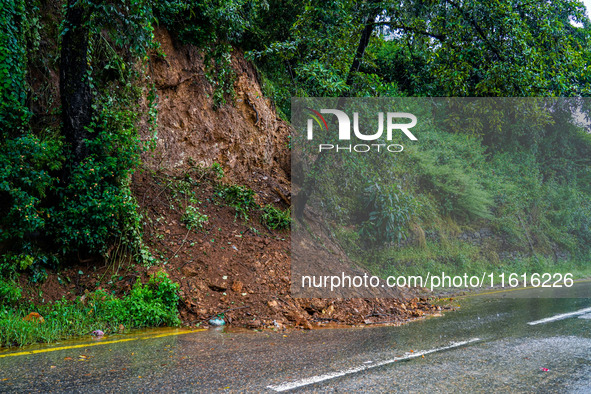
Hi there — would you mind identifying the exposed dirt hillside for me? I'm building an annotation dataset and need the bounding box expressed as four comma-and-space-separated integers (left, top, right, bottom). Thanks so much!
135, 28, 440, 328
131, 170, 439, 329
144, 28, 291, 194
18, 28, 440, 330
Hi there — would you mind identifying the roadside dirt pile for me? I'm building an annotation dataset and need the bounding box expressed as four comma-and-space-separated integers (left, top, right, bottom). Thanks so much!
135, 28, 440, 328
132, 170, 441, 329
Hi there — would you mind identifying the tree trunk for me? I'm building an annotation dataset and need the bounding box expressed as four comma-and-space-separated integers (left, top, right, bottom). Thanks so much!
345, 2, 381, 87
60, 0, 92, 165
295, 4, 381, 219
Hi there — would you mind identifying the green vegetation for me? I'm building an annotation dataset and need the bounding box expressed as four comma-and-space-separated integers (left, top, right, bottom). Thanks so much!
357, 183, 419, 246
306, 104, 591, 279
153, 0, 263, 108
246, 0, 591, 116
0, 271, 180, 347
363, 237, 589, 281
210, 162, 225, 180
182, 204, 209, 231
216, 184, 258, 220
1, 0, 156, 271
261, 205, 291, 230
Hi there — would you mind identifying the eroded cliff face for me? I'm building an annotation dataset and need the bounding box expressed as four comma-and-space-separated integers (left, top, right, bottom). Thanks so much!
144, 28, 290, 192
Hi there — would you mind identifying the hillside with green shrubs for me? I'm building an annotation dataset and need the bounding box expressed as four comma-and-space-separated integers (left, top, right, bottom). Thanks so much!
295, 98, 591, 283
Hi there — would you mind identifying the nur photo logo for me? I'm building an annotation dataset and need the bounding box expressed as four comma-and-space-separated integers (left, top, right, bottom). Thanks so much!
305, 107, 418, 153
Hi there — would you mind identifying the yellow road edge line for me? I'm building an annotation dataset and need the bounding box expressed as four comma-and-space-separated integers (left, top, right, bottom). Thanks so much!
0, 338, 138, 358
140, 329, 205, 339
0, 329, 205, 358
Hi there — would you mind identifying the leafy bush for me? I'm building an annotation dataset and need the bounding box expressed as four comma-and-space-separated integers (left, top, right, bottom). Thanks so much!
261, 205, 290, 230
44, 77, 146, 256
49, 160, 140, 255
210, 162, 225, 179
86, 272, 182, 330
357, 183, 419, 247
154, 0, 261, 45
217, 185, 257, 220
0, 134, 63, 244
0, 279, 21, 306
0, 0, 155, 267
182, 205, 209, 231
121, 271, 181, 327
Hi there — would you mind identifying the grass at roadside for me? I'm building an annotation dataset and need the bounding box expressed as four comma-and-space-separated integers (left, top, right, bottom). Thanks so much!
367, 244, 591, 293
0, 271, 181, 348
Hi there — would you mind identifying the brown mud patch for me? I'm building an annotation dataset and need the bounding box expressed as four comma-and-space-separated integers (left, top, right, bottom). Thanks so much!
18, 169, 444, 331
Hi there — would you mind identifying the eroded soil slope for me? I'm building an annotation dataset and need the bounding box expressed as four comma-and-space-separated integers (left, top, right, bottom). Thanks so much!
136, 29, 439, 328
144, 28, 291, 192
17, 28, 440, 330
134, 170, 440, 329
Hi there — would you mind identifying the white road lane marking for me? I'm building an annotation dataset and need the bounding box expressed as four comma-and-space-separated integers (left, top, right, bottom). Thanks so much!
527, 306, 591, 326
267, 338, 481, 392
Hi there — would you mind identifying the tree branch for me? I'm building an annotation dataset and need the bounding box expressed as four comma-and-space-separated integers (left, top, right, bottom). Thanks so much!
444, 0, 505, 62
373, 22, 446, 41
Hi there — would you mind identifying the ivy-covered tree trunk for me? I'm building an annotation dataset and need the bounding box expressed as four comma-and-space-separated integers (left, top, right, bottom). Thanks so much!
60, 0, 92, 165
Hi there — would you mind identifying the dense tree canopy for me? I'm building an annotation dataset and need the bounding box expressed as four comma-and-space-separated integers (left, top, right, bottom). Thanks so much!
246, 0, 591, 111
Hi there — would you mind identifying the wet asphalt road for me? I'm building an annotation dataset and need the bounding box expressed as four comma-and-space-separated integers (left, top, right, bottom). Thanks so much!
1, 283, 590, 393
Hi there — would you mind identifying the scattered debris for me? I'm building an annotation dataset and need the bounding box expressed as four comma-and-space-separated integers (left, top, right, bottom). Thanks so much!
208, 317, 226, 326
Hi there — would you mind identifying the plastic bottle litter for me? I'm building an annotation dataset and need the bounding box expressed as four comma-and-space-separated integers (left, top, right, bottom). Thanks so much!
208, 317, 226, 326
